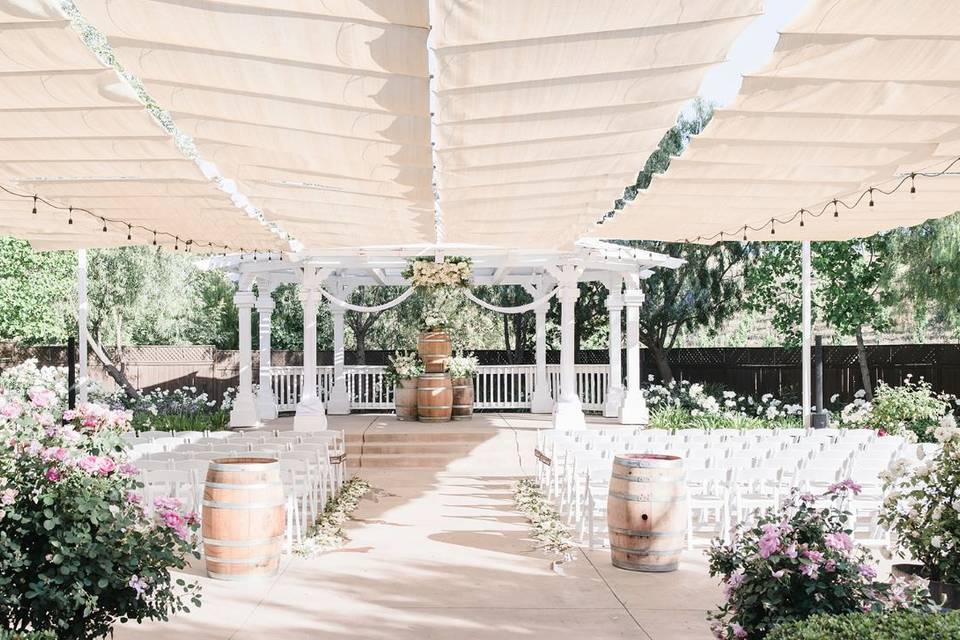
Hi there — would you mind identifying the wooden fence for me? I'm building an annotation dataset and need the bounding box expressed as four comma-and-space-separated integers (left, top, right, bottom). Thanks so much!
2, 343, 959, 401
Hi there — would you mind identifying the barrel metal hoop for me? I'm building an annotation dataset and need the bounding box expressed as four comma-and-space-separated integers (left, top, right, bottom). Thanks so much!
208, 461, 279, 472
609, 544, 685, 556
615, 457, 683, 469
608, 526, 687, 537
205, 481, 283, 491
611, 472, 683, 482
202, 500, 287, 509
608, 491, 688, 503
205, 554, 280, 565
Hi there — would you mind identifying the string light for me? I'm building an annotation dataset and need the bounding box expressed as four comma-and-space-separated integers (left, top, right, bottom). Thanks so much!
174, 237, 179, 251
0, 182, 264, 256
668, 155, 960, 244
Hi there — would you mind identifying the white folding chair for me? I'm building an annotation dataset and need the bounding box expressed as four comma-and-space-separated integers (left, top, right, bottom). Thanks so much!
688, 467, 732, 548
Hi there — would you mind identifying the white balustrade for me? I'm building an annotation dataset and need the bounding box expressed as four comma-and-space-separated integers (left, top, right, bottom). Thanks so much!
267, 364, 610, 413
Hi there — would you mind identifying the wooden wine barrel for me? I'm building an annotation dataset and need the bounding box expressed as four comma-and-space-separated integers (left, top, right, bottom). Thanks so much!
451, 377, 474, 421
202, 458, 285, 580
607, 453, 686, 572
418, 331, 452, 373
417, 373, 453, 422
394, 379, 418, 421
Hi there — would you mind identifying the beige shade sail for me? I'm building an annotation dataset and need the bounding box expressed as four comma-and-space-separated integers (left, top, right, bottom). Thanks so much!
0, 1, 285, 253
600, 0, 960, 244
71, 0, 760, 252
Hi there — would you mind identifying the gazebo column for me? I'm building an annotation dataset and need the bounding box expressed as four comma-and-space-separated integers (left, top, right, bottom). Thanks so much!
327, 305, 350, 415
603, 276, 625, 418
619, 277, 649, 425
524, 278, 553, 413
552, 266, 585, 430
294, 286, 328, 431
230, 289, 260, 428
255, 288, 277, 421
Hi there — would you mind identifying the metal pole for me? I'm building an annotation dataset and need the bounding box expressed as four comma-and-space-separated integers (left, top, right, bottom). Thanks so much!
77, 249, 89, 403
67, 336, 76, 410
801, 240, 812, 430
812, 334, 829, 429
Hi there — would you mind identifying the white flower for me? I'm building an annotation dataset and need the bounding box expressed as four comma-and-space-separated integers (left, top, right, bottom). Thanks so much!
830, 394, 840, 403
855, 389, 866, 399
648, 374, 654, 382
931, 535, 943, 549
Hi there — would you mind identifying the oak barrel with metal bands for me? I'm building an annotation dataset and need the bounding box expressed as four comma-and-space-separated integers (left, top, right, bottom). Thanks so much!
394, 379, 418, 421
202, 458, 285, 580
607, 453, 686, 572
451, 377, 474, 421
417, 373, 453, 422
417, 330, 452, 373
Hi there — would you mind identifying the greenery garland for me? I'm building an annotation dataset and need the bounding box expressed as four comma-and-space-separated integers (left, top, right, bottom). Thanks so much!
292, 476, 371, 558
514, 478, 576, 561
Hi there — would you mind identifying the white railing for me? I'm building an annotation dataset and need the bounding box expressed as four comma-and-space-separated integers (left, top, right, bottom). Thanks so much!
267, 364, 610, 413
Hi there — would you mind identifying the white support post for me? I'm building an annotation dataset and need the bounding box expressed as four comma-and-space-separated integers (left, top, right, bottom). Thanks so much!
801, 240, 812, 430
619, 273, 648, 425
553, 265, 585, 430
295, 270, 327, 431
603, 275, 625, 418
255, 286, 277, 421
524, 278, 553, 413
230, 288, 260, 428
327, 304, 350, 415
76, 249, 89, 403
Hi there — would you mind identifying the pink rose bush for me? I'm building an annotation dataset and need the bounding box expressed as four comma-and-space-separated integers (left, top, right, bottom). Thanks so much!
0, 397, 201, 638
707, 484, 934, 640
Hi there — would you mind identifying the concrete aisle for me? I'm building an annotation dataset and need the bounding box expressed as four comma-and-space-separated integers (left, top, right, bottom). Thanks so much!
114, 414, 720, 640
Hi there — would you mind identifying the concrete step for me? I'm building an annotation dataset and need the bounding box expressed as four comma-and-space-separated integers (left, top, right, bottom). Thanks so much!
350, 442, 478, 456
347, 452, 463, 469
346, 430, 493, 445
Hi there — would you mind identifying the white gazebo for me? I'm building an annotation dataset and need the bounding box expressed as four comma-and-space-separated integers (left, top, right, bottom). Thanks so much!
212, 240, 682, 431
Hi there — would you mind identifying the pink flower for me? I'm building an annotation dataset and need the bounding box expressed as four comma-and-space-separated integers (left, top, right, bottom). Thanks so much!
824, 532, 853, 554
731, 623, 747, 639
27, 386, 56, 409
44, 467, 61, 482
783, 543, 798, 559
97, 457, 116, 476
804, 549, 825, 564
162, 511, 184, 529
77, 455, 100, 474
858, 564, 878, 579
772, 569, 786, 579
37, 412, 55, 428
26, 440, 42, 455
185, 511, 200, 526
62, 409, 78, 421
824, 559, 837, 572
800, 563, 820, 579
41, 447, 68, 462
126, 490, 142, 505
153, 496, 182, 512
119, 462, 139, 476
827, 479, 862, 496
0, 401, 22, 418
1, 488, 17, 505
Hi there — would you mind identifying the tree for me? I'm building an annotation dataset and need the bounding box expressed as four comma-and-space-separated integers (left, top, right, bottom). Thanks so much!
892, 211, 960, 335
744, 238, 895, 400
344, 286, 404, 364
0, 238, 75, 344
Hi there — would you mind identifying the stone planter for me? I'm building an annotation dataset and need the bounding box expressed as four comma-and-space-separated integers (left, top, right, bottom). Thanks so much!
891, 563, 960, 609
394, 378, 418, 421
451, 376, 474, 420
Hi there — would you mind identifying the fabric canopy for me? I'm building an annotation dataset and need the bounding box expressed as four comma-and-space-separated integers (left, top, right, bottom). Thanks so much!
0, 2, 284, 252
600, 0, 960, 243
70, 0, 760, 252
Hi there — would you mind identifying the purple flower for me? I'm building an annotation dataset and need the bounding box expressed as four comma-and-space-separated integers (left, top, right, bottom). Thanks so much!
824, 559, 837, 572
731, 623, 747, 639
77, 455, 100, 474
126, 490, 142, 505
118, 462, 139, 476
804, 549, 825, 564
800, 563, 820, 579
827, 479, 863, 496
772, 569, 786, 579
44, 467, 61, 482
824, 532, 853, 554
128, 574, 149, 599
783, 543, 798, 559
858, 563, 878, 579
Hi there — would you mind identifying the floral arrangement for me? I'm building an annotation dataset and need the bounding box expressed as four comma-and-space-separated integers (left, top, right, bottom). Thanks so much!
646, 378, 803, 430
707, 483, 933, 640
402, 256, 472, 289
879, 416, 960, 585
385, 352, 424, 386
446, 353, 479, 379
0, 392, 201, 638
293, 476, 370, 558
514, 478, 575, 562
836, 377, 952, 442
421, 304, 447, 331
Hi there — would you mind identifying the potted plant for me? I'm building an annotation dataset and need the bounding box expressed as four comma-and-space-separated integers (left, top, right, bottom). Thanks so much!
447, 353, 479, 420
385, 351, 423, 421
707, 482, 933, 639
880, 414, 960, 608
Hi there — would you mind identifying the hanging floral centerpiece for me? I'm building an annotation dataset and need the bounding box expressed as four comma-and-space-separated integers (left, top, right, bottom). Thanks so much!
402, 256, 472, 289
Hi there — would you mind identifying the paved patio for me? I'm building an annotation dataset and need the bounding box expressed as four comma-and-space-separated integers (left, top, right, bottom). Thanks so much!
115, 414, 722, 639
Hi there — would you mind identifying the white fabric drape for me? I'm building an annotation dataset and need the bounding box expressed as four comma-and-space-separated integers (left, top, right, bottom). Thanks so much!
462, 288, 558, 314
600, 0, 960, 243
316, 287, 415, 313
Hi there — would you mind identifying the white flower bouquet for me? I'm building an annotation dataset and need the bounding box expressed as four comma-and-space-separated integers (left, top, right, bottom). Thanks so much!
403, 256, 472, 289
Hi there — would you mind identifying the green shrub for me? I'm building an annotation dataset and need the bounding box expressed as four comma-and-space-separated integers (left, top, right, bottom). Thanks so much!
869, 379, 947, 442
648, 406, 801, 431
0, 632, 57, 640
767, 610, 960, 640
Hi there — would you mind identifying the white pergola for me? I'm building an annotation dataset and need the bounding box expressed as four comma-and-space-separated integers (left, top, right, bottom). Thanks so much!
212, 240, 683, 431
